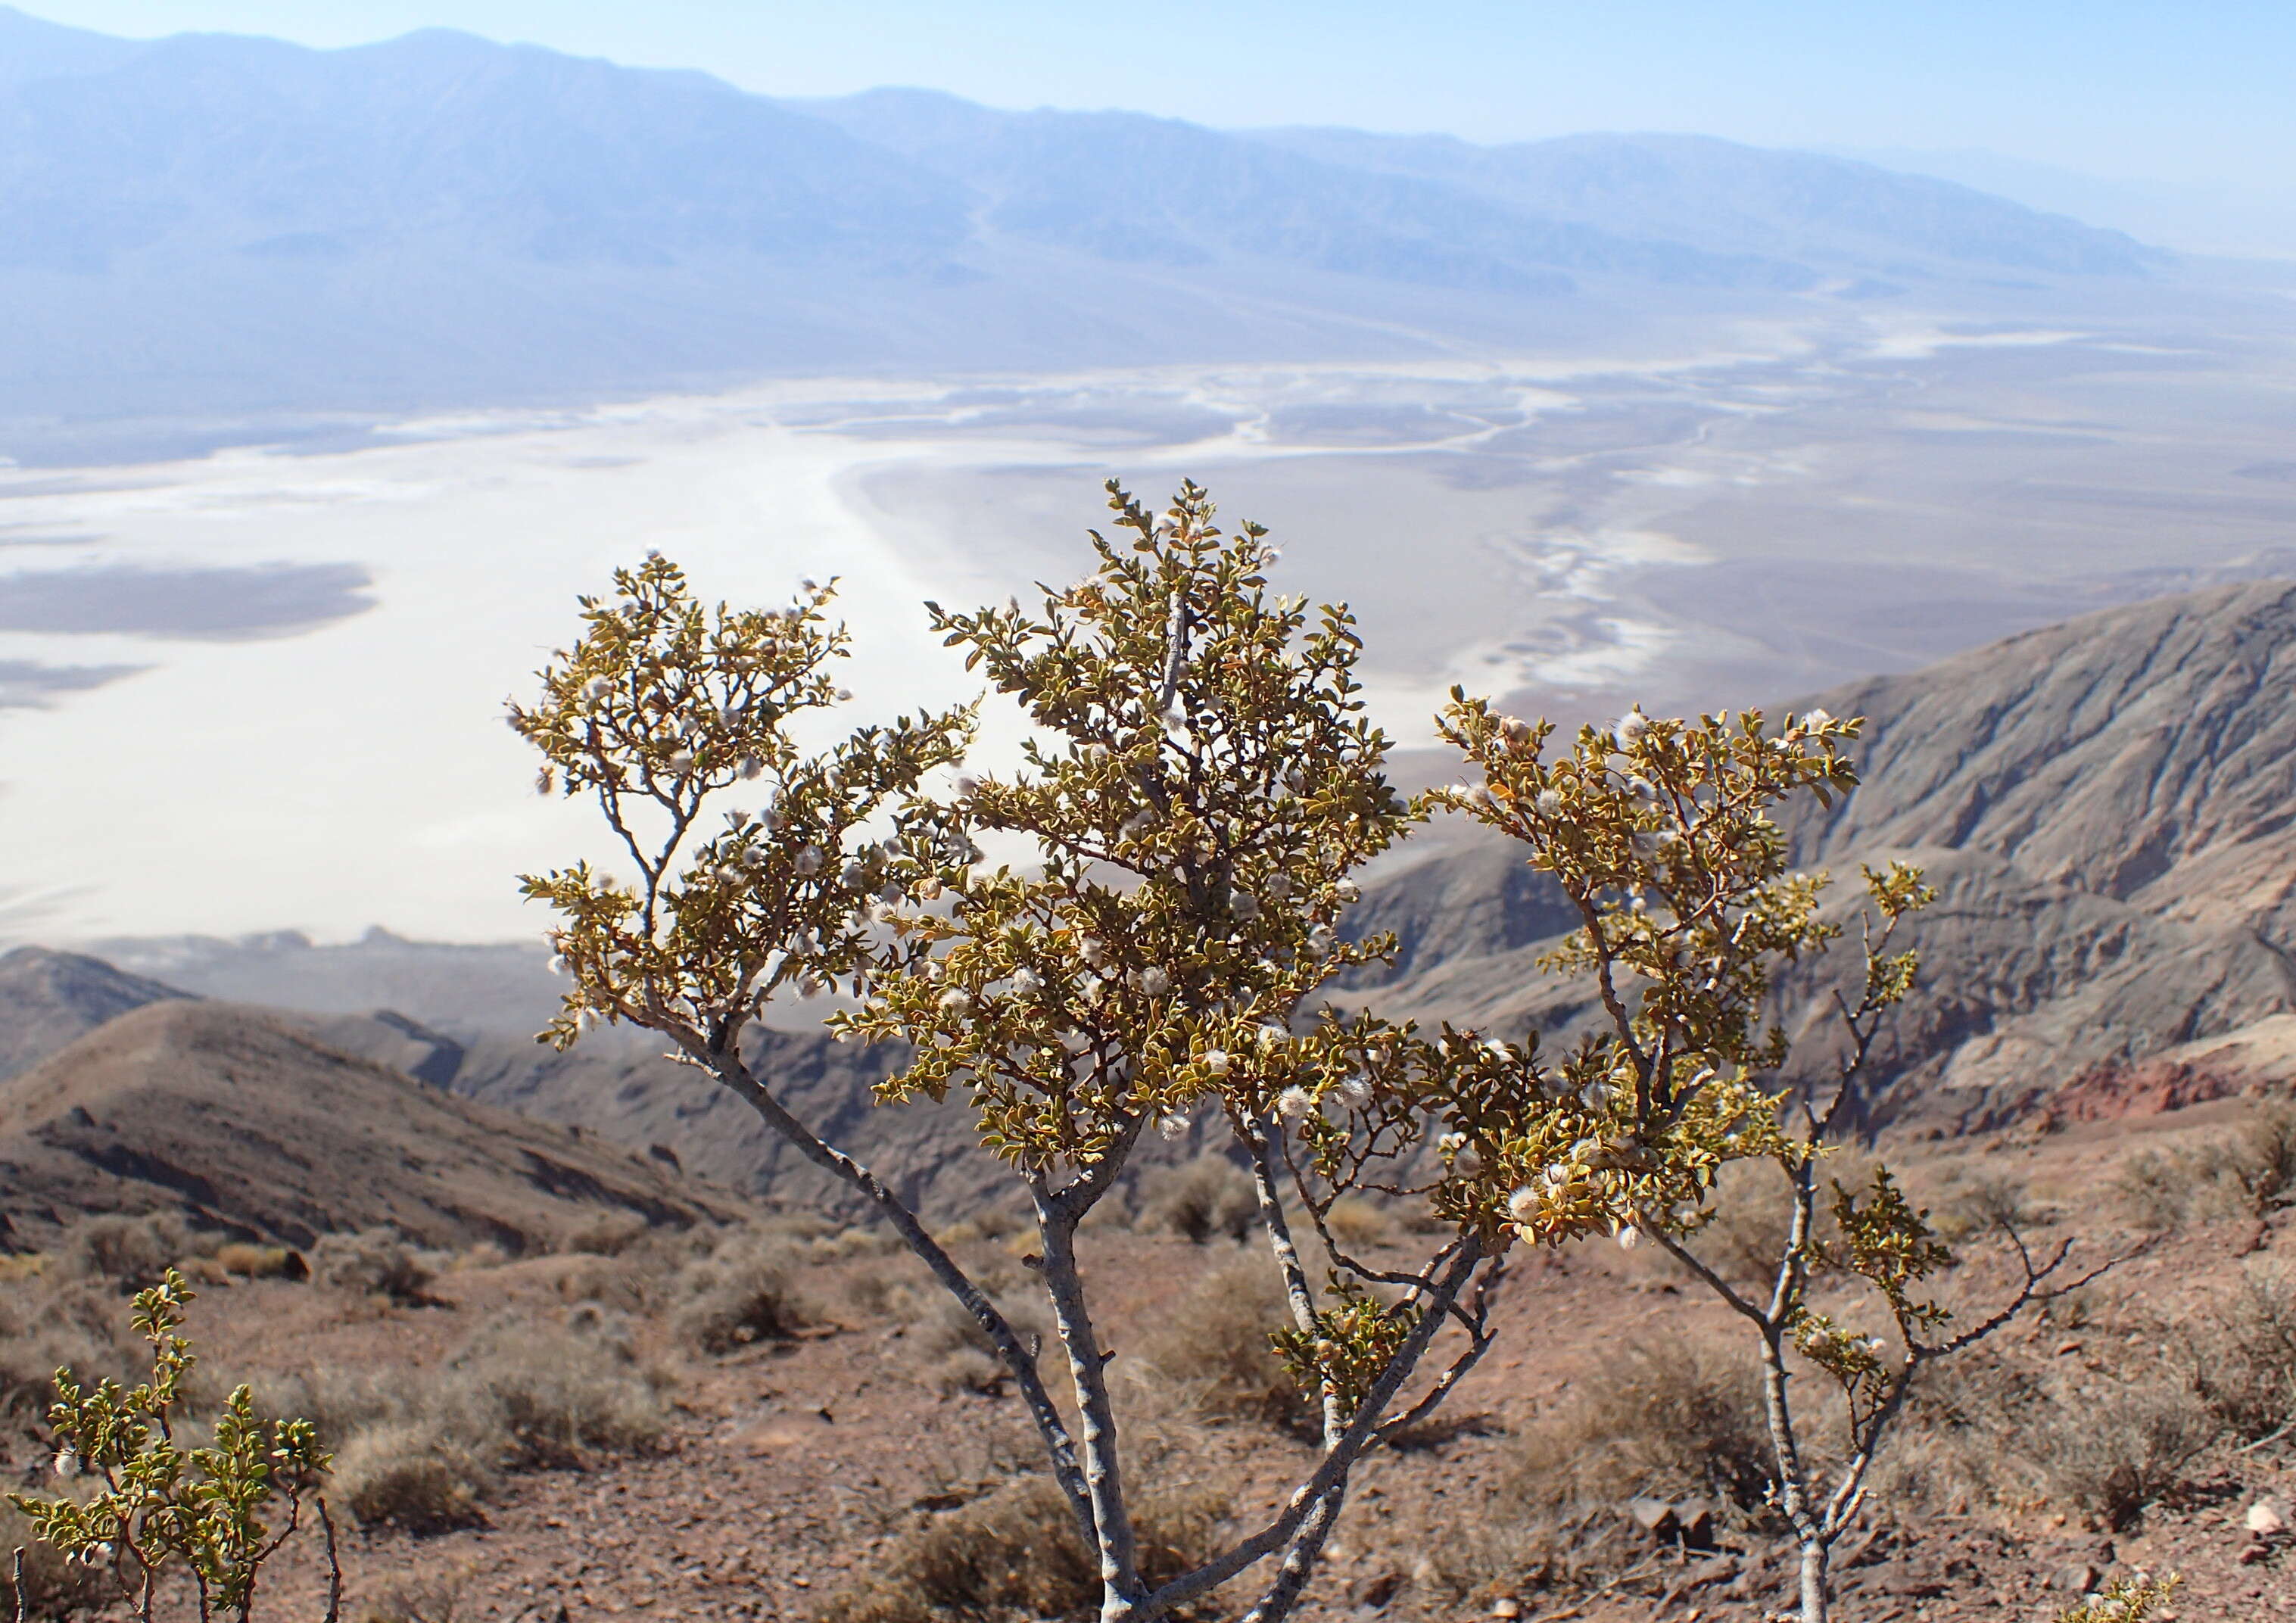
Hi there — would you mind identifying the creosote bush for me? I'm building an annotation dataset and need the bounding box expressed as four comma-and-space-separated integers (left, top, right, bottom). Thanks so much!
511, 480, 1992, 1623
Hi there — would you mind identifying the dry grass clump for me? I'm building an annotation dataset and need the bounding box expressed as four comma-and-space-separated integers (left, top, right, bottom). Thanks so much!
296, 1308, 671, 1531
1138, 1157, 1260, 1246
311, 1228, 438, 1303
674, 1226, 820, 1352
817, 1473, 1227, 1623
1134, 1257, 1304, 1429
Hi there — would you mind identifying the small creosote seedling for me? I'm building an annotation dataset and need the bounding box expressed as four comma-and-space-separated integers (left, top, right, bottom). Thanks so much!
8, 1269, 337, 1623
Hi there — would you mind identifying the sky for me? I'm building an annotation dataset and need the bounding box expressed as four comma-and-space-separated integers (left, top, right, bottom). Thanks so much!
19, 1, 2296, 194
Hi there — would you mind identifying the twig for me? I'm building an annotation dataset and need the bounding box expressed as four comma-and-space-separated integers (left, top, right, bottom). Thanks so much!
14, 1547, 27, 1623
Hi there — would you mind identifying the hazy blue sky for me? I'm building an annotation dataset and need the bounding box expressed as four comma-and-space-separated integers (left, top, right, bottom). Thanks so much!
20, 1, 2296, 191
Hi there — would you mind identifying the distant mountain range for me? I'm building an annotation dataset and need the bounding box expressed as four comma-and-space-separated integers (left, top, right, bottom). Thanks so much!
0, 6, 2169, 426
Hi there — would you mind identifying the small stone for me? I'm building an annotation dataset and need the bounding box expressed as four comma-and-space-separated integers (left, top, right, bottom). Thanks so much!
2241, 1543, 2273, 1565
1628, 1496, 1681, 1539
1347, 1568, 1404, 1609
1487, 1600, 1521, 1620
2249, 1497, 2289, 1537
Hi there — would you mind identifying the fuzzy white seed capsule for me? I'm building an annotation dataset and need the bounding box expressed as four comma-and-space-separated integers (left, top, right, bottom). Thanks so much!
1506, 1186, 1540, 1221
757, 808, 781, 832
1307, 925, 1335, 956
1276, 1086, 1313, 1120
1257, 1023, 1289, 1048
1011, 967, 1044, 995
1079, 937, 1111, 968
1333, 878, 1360, 904
1498, 715, 1534, 745
666, 750, 696, 773
835, 687, 853, 702
1157, 1113, 1191, 1141
1615, 1226, 1641, 1251
1136, 967, 1172, 997
954, 774, 981, 798
1230, 891, 1261, 922
1802, 707, 1833, 730
53, 1450, 77, 1478
1340, 1075, 1371, 1104
939, 989, 971, 1015
793, 846, 824, 877
1534, 789, 1562, 816
842, 860, 869, 888
1466, 785, 1494, 809
1614, 709, 1648, 749
579, 675, 615, 702
1201, 1049, 1231, 1076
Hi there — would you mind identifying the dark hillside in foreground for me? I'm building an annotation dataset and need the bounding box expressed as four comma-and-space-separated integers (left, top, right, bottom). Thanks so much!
0, 998, 747, 1250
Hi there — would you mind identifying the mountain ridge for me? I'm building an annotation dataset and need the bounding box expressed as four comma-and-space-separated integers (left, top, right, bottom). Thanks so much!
0, 10, 2176, 428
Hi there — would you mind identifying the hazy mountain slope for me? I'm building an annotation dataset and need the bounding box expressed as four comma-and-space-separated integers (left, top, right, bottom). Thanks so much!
800, 89, 1808, 293
0, 999, 746, 1250
1350, 580, 2296, 1125
1253, 127, 2164, 278
0, 15, 2176, 424
0, 27, 967, 276
0, 945, 193, 1080
0, 5, 137, 83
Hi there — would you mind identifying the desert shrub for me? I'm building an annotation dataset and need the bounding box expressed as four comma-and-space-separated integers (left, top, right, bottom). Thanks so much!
311, 1228, 436, 1302
55, 1211, 201, 1290
2031, 1378, 2217, 1530
213, 1241, 307, 1281
355, 1562, 480, 1623
332, 1420, 495, 1533
561, 1212, 651, 1257
1681, 1160, 1797, 1288
674, 1228, 817, 1351
2116, 1107, 2296, 1230
1136, 1257, 1303, 1428
2179, 1259, 2296, 1441
307, 1310, 669, 1531
1519, 1338, 1777, 1513
435, 1315, 669, 1468
817, 1473, 1226, 1623
1138, 1156, 1259, 1246
0, 1280, 134, 1424
1322, 1197, 1393, 1252
1929, 1170, 2033, 1242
